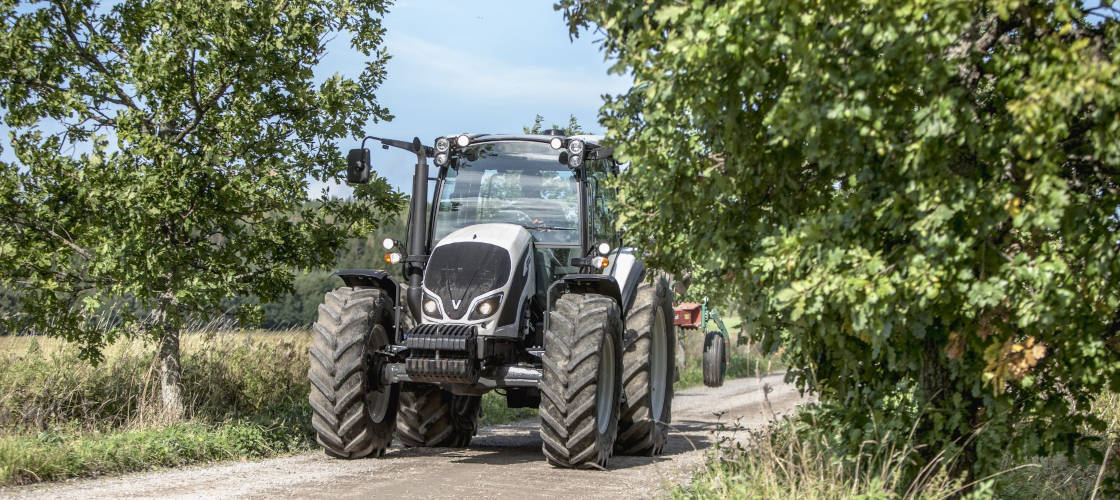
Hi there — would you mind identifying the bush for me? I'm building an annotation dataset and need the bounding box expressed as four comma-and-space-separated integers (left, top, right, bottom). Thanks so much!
558, 0, 1120, 480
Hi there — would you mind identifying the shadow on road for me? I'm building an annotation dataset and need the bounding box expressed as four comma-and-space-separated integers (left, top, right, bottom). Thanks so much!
378, 419, 720, 471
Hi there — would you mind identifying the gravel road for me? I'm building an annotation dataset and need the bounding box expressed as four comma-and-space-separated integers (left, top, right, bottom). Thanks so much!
5, 372, 809, 500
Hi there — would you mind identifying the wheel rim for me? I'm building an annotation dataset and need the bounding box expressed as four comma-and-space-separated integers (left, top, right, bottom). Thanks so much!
650, 304, 668, 419
366, 324, 393, 422
596, 333, 617, 435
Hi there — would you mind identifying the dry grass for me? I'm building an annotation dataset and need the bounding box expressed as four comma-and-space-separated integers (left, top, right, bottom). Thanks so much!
673, 394, 1119, 500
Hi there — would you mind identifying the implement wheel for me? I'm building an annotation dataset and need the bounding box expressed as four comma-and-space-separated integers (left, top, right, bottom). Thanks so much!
702, 331, 727, 388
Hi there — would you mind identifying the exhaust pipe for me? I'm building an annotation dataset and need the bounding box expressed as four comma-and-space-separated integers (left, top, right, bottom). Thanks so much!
406, 137, 428, 322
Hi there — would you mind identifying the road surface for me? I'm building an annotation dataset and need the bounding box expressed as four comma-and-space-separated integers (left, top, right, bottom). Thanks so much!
6, 372, 809, 500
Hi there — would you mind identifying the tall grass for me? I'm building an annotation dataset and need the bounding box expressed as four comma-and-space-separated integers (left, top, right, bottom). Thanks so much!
673, 395, 1119, 500
0, 329, 315, 485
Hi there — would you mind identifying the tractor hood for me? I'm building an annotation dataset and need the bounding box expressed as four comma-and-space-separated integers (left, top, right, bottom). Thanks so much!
420, 223, 534, 335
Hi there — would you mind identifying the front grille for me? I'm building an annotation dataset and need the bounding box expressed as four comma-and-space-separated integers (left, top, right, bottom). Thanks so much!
423, 242, 511, 319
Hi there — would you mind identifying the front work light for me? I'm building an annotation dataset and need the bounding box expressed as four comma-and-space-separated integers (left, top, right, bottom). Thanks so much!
456, 134, 470, 147
567, 139, 585, 155
435, 152, 449, 166
568, 153, 583, 168
382, 238, 396, 250
549, 137, 563, 150
435, 137, 450, 153
597, 242, 611, 255
384, 252, 402, 264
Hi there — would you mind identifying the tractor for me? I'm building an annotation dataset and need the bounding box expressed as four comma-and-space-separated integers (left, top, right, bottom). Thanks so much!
308, 131, 676, 469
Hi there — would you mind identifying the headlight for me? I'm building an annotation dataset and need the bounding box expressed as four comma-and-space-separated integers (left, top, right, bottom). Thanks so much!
435, 137, 450, 153
423, 295, 440, 316
469, 293, 503, 320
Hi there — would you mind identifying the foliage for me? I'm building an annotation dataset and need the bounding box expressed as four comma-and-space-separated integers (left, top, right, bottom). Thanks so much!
0, 419, 312, 485
0, 0, 405, 362
0, 330, 311, 431
227, 206, 408, 328
523, 113, 585, 135
559, 0, 1120, 479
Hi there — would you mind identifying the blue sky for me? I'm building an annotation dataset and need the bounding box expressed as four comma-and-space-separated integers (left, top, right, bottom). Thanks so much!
311, 0, 631, 196
0, 1, 630, 197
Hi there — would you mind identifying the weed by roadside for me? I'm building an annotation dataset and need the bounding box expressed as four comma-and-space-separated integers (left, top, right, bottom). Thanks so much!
671, 394, 1118, 500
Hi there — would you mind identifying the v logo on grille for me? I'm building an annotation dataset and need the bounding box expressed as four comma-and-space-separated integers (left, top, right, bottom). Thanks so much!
452, 299, 462, 309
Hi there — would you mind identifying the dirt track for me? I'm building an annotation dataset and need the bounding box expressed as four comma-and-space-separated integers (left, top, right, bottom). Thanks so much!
6, 373, 809, 500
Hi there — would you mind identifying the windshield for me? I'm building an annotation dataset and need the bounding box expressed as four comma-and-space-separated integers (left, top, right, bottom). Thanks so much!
433, 141, 579, 244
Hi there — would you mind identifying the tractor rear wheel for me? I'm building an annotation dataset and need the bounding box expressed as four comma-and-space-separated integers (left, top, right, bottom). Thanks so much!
309, 287, 398, 458
396, 384, 481, 447
616, 273, 675, 456
539, 292, 623, 469
702, 331, 727, 388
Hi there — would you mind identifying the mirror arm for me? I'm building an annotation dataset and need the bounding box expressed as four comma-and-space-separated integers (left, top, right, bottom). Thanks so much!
361, 136, 435, 156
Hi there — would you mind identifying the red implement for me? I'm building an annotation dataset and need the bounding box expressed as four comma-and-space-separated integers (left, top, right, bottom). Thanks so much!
673, 302, 702, 329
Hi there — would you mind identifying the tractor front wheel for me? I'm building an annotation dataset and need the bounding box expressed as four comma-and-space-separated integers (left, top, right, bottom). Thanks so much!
539, 292, 623, 469
308, 287, 398, 458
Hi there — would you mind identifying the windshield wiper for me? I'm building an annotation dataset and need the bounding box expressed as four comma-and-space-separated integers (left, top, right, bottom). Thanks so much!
517, 224, 576, 231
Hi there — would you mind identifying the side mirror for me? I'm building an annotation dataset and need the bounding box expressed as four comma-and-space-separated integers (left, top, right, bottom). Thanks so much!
346, 148, 370, 184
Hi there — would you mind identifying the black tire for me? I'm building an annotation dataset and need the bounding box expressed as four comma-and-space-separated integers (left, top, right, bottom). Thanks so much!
309, 287, 398, 458
702, 331, 727, 388
396, 384, 481, 447
616, 274, 675, 456
539, 293, 623, 469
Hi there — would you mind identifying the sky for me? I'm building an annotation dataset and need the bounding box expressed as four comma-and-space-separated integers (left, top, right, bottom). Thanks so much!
0, 1, 631, 198
309, 0, 631, 196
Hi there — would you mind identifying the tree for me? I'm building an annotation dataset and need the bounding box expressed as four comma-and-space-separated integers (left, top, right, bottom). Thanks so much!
559, 0, 1120, 477
0, 0, 404, 418
524, 113, 584, 135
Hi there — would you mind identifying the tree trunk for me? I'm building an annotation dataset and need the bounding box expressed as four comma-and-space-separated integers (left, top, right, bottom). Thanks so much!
158, 324, 185, 420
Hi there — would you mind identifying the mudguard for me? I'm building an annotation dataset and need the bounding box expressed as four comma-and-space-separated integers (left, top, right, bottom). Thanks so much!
334, 269, 400, 304
605, 248, 645, 317
553, 274, 622, 305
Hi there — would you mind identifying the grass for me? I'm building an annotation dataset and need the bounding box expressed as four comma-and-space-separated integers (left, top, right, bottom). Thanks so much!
0, 328, 534, 486
672, 393, 1119, 500
0, 329, 315, 485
